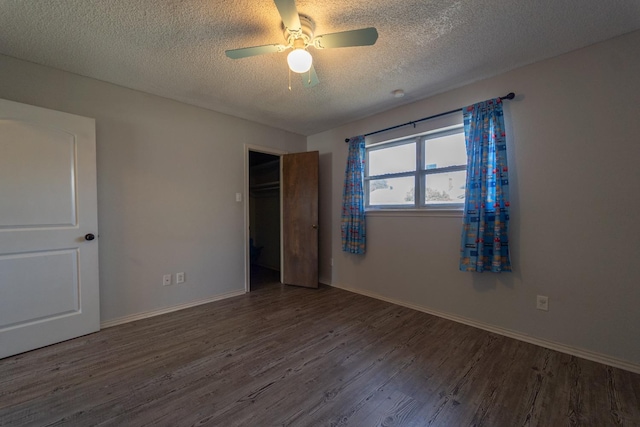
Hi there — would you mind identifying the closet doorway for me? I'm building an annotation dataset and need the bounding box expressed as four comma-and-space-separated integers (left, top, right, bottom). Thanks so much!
247, 147, 284, 291
244, 145, 319, 292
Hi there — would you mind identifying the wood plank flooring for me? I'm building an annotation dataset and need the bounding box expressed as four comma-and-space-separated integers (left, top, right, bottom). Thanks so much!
1, 279, 639, 426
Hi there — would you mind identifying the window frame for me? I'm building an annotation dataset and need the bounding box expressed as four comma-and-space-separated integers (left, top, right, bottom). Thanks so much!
365, 125, 466, 211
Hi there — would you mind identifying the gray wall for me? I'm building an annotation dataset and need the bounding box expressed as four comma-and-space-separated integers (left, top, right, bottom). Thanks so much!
0, 54, 306, 322
308, 30, 640, 366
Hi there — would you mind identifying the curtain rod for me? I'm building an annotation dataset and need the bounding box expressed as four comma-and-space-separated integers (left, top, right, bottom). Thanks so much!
345, 92, 515, 143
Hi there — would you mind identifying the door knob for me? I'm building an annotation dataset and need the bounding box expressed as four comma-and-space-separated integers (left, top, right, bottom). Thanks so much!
85, 233, 96, 241
311, 225, 318, 229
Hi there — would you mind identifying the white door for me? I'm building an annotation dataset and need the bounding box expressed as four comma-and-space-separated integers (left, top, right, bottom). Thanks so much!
0, 99, 99, 359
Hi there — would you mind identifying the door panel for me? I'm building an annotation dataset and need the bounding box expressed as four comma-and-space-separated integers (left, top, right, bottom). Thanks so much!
0, 99, 99, 359
282, 151, 319, 288
0, 250, 79, 327
0, 121, 76, 227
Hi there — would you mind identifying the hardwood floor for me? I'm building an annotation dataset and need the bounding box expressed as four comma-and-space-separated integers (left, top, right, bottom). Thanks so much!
1, 280, 639, 426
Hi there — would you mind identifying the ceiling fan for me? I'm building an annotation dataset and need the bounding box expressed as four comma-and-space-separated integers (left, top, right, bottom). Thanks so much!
225, 0, 378, 88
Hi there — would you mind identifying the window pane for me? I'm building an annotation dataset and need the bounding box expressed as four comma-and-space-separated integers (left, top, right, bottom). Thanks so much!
424, 170, 466, 204
369, 176, 415, 206
368, 143, 416, 176
424, 132, 466, 169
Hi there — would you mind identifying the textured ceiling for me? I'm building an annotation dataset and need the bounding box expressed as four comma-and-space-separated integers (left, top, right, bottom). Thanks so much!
1, 1, 639, 136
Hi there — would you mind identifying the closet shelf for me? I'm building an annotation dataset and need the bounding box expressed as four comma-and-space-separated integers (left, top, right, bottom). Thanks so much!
251, 181, 279, 189
250, 181, 280, 194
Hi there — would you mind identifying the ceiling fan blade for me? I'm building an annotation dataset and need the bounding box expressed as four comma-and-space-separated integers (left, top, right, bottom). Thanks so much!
313, 27, 379, 49
274, 0, 301, 32
225, 44, 287, 59
302, 64, 319, 88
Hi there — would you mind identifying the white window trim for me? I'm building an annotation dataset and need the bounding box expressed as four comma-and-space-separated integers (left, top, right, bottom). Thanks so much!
366, 209, 463, 218
365, 124, 466, 212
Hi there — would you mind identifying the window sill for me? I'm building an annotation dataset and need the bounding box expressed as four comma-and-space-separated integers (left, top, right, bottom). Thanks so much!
365, 208, 463, 218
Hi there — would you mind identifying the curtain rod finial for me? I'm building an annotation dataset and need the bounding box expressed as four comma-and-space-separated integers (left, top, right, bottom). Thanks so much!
503, 92, 515, 100
345, 138, 350, 143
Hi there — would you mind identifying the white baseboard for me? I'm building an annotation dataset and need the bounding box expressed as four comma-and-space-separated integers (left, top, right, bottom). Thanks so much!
100, 290, 246, 329
330, 283, 640, 374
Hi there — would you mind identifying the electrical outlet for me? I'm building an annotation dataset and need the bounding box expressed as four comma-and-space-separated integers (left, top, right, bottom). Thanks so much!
536, 295, 549, 311
163, 274, 171, 286
176, 272, 185, 284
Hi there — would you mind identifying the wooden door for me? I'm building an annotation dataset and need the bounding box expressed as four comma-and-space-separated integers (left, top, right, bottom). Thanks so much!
0, 99, 99, 359
282, 151, 318, 288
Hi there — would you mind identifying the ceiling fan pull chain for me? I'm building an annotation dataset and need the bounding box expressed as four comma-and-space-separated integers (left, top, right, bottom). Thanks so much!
308, 69, 311, 85
288, 67, 292, 91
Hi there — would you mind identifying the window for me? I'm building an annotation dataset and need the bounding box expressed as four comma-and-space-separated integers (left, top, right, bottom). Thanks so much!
365, 125, 466, 209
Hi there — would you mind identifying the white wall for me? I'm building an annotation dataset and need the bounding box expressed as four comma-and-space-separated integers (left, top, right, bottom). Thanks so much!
308, 30, 640, 367
0, 54, 306, 323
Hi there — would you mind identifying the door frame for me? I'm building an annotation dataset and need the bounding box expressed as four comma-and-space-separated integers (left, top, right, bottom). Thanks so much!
244, 144, 287, 292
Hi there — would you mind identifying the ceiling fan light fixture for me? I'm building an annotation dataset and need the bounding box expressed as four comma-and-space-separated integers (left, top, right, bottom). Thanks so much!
287, 48, 312, 73
225, 0, 379, 87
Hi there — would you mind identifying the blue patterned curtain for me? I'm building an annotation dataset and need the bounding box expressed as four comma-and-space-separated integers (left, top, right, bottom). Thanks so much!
460, 98, 511, 272
341, 136, 366, 254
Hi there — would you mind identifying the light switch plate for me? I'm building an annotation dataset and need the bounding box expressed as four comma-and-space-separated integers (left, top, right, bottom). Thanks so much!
536, 295, 549, 311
